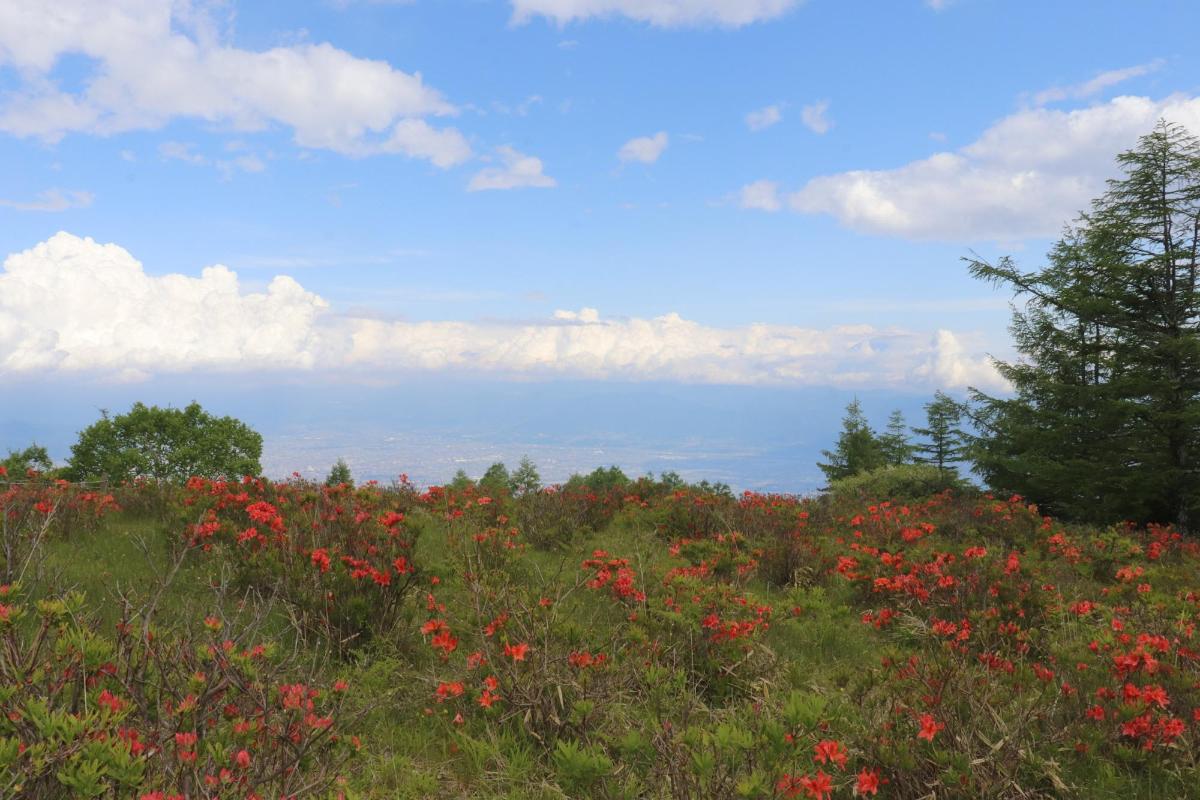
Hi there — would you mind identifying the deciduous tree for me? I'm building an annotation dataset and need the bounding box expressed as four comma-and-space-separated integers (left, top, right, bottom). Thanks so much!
66, 402, 262, 483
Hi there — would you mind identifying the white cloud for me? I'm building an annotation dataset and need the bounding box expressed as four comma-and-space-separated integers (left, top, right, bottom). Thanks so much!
739, 180, 781, 212
0, 189, 94, 212
0, 232, 331, 373
910, 329, 999, 388
774, 94, 1200, 241
0, 0, 469, 166
467, 146, 557, 191
745, 104, 782, 132
510, 0, 802, 27
0, 232, 1007, 392
800, 100, 832, 134
159, 141, 206, 164
374, 119, 473, 167
159, 140, 269, 179
618, 132, 669, 164
1032, 60, 1165, 106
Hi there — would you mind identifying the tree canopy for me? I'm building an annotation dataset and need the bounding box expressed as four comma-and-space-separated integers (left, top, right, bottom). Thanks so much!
968, 121, 1200, 528
66, 402, 263, 484
1, 444, 53, 478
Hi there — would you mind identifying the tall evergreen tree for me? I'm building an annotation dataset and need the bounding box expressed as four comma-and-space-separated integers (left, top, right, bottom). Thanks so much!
968, 121, 1200, 527
879, 410, 915, 466
913, 392, 967, 479
818, 399, 887, 483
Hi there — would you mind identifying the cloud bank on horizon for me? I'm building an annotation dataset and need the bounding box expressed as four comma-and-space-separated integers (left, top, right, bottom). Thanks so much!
0, 232, 1004, 391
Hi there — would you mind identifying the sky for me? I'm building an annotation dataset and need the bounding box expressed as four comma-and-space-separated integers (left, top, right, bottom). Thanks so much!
3, 0, 1200, 489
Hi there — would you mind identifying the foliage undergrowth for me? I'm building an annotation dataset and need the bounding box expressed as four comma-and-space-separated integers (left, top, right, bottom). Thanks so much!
3, 469, 1199, 798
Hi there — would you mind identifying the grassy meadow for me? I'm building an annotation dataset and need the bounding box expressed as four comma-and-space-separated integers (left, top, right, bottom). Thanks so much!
2, 470, 1199, 799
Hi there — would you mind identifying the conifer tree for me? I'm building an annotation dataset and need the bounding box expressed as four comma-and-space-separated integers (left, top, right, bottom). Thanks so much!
968, 121, 1200, 527
325, 458, 353, 487
479, 462, 511, 495
912, 392, 967, 479
509, 456, 541, 496
818, 399, 887, 483
879, 410, 915, 466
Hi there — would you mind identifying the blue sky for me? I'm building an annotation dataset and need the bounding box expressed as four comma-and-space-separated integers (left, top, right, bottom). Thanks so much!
2, 0, 1199, 486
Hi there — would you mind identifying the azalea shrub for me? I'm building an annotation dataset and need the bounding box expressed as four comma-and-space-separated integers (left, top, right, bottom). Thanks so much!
10, 466, 1200, 798
181, 475, 424, 649
0, 586, 355, 799
0, 473, 119, 585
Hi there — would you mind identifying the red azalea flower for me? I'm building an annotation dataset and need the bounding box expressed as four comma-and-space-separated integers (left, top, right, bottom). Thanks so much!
812, 739, 848, 770
917, 713, 944, 741
855, 769, 880, 796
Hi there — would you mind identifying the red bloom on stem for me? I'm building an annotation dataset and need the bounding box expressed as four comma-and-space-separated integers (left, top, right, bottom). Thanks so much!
504, 641, 530, 661
435, 681, 464, 702
917, 713, 944, 741
96, 689, 125, 714
812, 739, 848, 769
855, 769, 880, 796
801, 770, 833, 800
431, 629, 458, 656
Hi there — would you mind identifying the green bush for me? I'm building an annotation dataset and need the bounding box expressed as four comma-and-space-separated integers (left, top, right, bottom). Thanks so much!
826, 463, 972, 505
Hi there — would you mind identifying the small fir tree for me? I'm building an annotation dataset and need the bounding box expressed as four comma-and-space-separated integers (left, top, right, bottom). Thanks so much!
325, 458, 353, 488
817, 399, 887, 484
913, 392, 968, 480
879, 410, 915, 466
509, 456, 541, 496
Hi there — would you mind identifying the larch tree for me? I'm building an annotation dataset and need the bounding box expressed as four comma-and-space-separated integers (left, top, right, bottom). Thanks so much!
968, 121, 1200, 528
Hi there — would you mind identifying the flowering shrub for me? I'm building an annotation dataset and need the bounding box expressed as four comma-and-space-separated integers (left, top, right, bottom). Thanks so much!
181, 475, 423, 649
0, 586, 354, 799
1, 475, 118, 584
11, 469, 1200, 798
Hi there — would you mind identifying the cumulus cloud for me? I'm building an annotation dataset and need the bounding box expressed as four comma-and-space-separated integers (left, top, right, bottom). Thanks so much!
0, 188, 94, 212
0, 0, 469, 166
770, 94, 1200, 241
1032, 60, 1165, 107
0, 232, 1007, 391
510, 0, 802, 27
618, 132, 669, 164
467, 146, 557, 191
800, 100, 832, 134
745, 104, 782, 132
739, 180, 781, 211
0, 232, 331, 374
